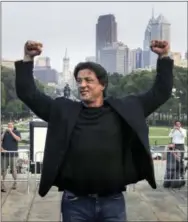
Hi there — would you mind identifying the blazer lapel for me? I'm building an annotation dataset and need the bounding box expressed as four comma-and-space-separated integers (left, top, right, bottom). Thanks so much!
107, 97, 150, 151
66, 102, 82, 140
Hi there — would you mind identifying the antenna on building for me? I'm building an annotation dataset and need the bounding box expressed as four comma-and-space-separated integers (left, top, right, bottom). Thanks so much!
152, 5, 155, 18
64, 48, 68, 59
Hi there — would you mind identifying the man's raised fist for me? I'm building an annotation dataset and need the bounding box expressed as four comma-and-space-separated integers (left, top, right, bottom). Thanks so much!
24, 40, 43, 58
150, 40, 170, 56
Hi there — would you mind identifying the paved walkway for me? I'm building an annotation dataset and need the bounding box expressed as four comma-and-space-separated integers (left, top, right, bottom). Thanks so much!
1, 180, 187, 221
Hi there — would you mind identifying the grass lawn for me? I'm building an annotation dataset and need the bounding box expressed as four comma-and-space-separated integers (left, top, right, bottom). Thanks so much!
149, 126, 171, 137
15, 125, 186, 146
149, 137, 171, 145
149, 126, 187, 146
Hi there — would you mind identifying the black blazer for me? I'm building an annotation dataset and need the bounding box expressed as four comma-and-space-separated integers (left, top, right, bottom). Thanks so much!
15, 57, 173, 197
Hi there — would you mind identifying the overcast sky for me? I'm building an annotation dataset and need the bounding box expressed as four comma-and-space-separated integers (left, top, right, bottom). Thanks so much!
2, 1, 187, 71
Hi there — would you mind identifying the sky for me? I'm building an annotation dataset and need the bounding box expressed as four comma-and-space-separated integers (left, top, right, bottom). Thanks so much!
2, 1, 187, 72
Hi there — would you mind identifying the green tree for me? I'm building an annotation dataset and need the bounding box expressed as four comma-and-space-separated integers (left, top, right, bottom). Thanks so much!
107, 66, 187, 115
4, 99, 23, 113
1, 65, 55, 120
1, 82, 6, 108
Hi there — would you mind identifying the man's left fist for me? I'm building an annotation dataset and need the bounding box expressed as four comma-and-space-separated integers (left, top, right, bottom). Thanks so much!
150, 40, 169, 56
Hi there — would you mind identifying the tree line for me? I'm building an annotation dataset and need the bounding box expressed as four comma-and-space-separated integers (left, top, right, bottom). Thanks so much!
1, 66, 56, 121
108, 66, 187, 113
1, 64, 187, 124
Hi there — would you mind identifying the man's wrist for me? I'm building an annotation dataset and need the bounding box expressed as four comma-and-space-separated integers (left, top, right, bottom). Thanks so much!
158, 52, 170, 59
23, 55, 34, 62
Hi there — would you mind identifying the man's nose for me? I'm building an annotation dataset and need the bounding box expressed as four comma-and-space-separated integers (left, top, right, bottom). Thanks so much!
80, 80, 87, 87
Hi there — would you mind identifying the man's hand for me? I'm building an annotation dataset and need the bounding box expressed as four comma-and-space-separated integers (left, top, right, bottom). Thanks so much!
7, 128, 13, 133
168, 143, 175, 149
1, 147, 6, 152
5, 128, 21, 142
24, 40, 43, 61
150, 40, 170, 57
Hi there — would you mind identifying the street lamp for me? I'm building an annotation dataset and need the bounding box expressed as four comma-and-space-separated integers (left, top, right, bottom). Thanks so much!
171, 87, 183, 120
169, 109, 172, 127
178, 102, 182, 120
172, 87, 176, 94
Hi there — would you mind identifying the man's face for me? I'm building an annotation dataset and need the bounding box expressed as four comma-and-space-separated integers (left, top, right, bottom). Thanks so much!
8, 122, 14, 129
168, 143, 175, 150
76, 69, 104, 103
175, 121, 181, 128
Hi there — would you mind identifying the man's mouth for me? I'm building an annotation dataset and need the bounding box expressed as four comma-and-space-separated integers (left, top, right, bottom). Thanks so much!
80, 91, 88, 95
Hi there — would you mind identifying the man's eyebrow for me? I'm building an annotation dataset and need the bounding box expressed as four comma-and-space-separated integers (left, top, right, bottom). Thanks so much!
77, 76, 93, 79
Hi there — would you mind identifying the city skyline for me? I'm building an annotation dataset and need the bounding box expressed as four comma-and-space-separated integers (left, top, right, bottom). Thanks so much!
2, 1, 187, 71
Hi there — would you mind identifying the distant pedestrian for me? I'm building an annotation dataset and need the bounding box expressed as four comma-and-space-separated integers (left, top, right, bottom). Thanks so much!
63, 84, 71, 98
1, 122, 21, 192
163, 143, 185, 188
169, 121, 187, 178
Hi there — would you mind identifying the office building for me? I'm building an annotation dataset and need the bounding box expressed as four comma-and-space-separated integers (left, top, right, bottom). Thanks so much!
96, 14, 117, 63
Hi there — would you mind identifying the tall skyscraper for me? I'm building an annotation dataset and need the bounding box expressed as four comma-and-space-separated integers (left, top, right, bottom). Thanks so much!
143, 9, 156, 68
124, 46, 132, 75
135, 48, 143, 69
151, 14, 171, 43
143, 8, 156, 51
130, 49, 137, 71
143, 9, 171, 68
150, 14, 171, 67
96, 14, 117, 63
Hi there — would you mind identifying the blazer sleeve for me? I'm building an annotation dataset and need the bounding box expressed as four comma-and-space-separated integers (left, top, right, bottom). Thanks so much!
137, 57, 174, 117
15, 60, 54, 122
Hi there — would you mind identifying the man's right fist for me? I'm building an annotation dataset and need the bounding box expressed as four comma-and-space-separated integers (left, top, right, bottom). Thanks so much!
150, 40, 169, 56
24, 40, 43, 58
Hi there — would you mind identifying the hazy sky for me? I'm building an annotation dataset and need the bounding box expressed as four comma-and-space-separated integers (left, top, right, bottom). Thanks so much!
2, 1, 187, 71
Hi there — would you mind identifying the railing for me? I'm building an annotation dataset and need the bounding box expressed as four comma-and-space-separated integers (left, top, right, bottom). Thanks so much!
1, 150, 30, 193
2, 149, 187, 193
34, 149, 188, 191
152, 150, 187, 188
34, 151, 44, 188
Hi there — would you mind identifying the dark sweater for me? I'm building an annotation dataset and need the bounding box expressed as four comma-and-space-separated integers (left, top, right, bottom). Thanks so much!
2, 130, 21, 157
60, 103, 125, 195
